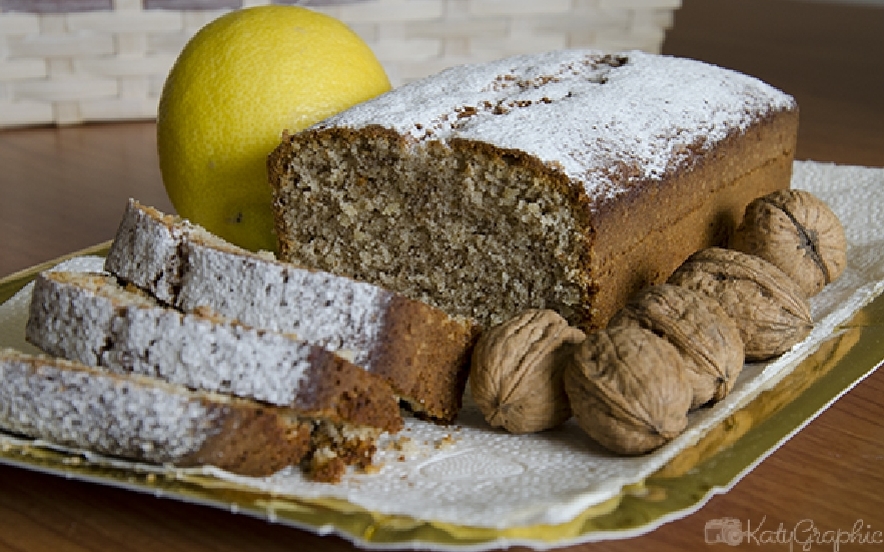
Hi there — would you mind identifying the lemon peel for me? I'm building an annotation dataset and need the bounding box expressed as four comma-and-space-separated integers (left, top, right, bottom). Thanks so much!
157, 5, 390, 251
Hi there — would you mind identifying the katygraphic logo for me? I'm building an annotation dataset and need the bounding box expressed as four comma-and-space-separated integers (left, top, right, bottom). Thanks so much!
705, 517, 744, 546
704, 517, 883, 551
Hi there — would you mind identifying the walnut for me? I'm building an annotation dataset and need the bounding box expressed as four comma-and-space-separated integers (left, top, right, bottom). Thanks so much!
563, 327, 693, 455
608, 284, 744, 409
731, 189, 847, 297
668, 247, 812, 361
470, 309, 585, 434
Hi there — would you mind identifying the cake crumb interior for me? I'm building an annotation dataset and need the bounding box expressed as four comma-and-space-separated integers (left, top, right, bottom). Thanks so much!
274, 133, 589, 328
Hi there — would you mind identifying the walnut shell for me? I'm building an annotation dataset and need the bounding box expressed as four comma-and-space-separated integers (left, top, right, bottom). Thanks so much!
732, 189, 847, 297
563, 326, 693, 455
668, 247, 812, 361
608, 284, 744, 409
470, 309, 585, 434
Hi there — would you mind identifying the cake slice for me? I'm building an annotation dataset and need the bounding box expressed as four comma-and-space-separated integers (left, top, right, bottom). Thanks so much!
0, 347, 312, 477
24, 271, 403, 481
267, 49, 799, 330
104, 199, 479, 423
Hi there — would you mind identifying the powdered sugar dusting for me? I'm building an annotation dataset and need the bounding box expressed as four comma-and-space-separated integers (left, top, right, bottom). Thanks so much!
315, 50, 796, 202
26, 272, 314, 407
107, 200, 403, 374
105, 305, 315, 406
178, 234, 391, 370
0, 349, 220, 463
104, 201, 184, 304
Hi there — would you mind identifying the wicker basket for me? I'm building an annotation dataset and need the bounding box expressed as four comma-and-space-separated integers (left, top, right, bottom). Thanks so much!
0, 0, 680, 128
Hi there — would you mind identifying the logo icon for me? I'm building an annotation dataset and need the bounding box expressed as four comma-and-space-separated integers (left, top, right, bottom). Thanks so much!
705, 517, 744, 546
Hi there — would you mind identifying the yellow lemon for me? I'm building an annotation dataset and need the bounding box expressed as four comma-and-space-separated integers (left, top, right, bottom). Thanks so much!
157, 5, 391, 252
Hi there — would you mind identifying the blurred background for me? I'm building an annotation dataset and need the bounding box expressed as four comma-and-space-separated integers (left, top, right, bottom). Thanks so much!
0, 0, 681, 128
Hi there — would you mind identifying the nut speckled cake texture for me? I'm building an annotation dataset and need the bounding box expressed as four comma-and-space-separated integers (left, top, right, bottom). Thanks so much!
268, 49, 799, 330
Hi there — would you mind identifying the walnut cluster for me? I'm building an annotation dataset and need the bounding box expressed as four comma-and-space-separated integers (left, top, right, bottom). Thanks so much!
469, 189, 846, 456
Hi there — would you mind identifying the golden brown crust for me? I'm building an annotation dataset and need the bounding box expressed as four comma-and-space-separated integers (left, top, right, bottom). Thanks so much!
1, 347, 320, 479
369, 295, 481, 424
184, 403, 314, 477
583, 109, 799, 329
293, 347, 404, 434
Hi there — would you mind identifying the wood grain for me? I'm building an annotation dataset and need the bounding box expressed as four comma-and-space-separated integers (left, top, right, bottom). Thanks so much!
0, 122, 173, 277
1, 0, 883, 550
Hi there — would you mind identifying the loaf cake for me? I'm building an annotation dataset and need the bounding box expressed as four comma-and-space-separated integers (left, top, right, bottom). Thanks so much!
104, 199, 478, 423
267, 50, 799, 330
24, 271, 403, 481
0, 347, 312, 477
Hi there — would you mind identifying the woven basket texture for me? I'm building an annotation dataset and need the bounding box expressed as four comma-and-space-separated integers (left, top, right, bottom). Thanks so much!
0, 0, 680, 127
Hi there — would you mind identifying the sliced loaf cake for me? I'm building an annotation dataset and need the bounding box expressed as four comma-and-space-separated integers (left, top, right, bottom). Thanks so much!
104, 199, 478, 423
24, 271, 403, 481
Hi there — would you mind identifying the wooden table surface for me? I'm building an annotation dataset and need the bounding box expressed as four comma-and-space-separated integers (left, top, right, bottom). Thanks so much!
2, 0, 883, 550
